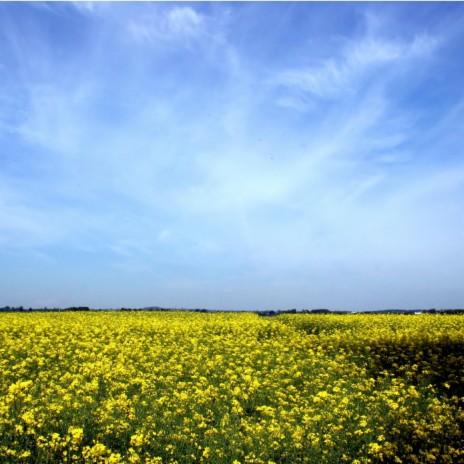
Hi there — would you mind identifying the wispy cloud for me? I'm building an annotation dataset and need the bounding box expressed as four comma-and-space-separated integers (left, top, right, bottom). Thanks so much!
13, 82, 95, 154
273, 32, 440, 103
71, 2, 97, 14
128, 6, 206, 44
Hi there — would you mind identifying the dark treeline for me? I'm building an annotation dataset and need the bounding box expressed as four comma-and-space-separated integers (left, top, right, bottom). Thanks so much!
0, 306, 90, 312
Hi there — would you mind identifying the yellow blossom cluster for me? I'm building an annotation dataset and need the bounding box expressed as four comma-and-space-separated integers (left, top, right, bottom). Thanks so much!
0, 312, 462, 463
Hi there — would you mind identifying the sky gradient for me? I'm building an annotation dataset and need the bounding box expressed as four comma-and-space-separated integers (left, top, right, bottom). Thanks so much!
1, 2, 464, 310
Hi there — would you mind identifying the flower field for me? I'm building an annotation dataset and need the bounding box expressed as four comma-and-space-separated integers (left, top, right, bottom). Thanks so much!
0, 312, 463, 463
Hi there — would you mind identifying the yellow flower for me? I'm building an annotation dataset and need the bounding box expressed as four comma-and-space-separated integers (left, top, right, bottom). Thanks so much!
130, 434, 144, 448
68, 426, 84, 445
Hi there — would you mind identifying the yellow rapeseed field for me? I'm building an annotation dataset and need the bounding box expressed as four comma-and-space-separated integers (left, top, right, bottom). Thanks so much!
0, 312, 463, 463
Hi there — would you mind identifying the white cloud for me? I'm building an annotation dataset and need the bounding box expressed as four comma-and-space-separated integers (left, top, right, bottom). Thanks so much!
273, 33, 440, 102
167, 7, 204, 37
13, 83, 93, 154
71, 2, 96, 14
128, 6, 205, 44
275, 95, 311, 112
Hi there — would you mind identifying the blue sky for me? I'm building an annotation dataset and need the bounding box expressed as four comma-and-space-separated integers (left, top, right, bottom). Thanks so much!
1, 2, 464, 310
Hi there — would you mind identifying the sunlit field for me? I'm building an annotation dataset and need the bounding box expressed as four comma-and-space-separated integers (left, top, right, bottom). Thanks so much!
0, 312, 463, 463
